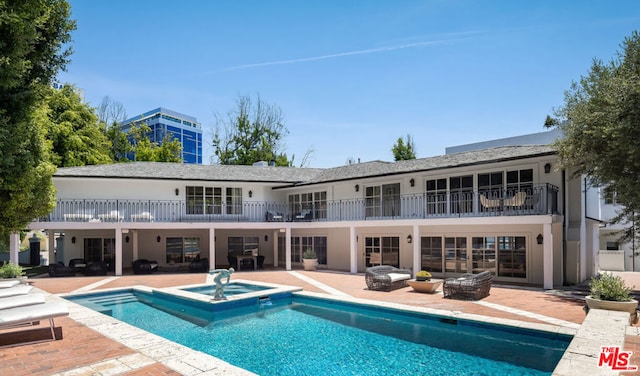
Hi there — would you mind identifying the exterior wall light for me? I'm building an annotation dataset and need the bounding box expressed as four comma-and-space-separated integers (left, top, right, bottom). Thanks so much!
249, 190, 253, 198
407, 234, 412, 244
410, 178, 415, 187
544, 163, 551, 174
175, 188, 179, 196
71, 236, 76, 244
355, 184, 359, 192
537, 234, 543, 245
264, 235, 269, 241
157, 235, 161, 243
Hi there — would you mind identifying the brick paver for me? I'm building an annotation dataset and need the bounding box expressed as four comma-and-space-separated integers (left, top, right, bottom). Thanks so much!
1, 269, 639, 375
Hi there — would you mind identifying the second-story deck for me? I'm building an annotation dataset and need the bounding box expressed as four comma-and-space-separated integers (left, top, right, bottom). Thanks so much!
43, 184, 559, 224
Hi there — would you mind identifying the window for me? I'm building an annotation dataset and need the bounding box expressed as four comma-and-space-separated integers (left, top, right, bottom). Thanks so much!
604, 187, 617, 205
426, 179, 447, 215
606, 241, 620, 250
472, 237, 496, 274
186, 186, 241, 215
365, 236, 399, 267
365, 183, 400, 218
507, 168, 533, 194
288, 191, 327, 219
290, 236, 328, 265
226, 187, 243, 214
449, 175, 473, 213
497, 236, 526, 278
228, 236, 259, 255
166, 237, 200, 264
83, 238, 115, 270
444, 237, 467, 273
420, 236, 442, 272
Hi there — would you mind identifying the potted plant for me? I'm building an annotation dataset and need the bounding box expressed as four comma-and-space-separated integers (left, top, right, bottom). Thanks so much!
0, 262, 27, 283
416, 270, 432, 281
302, 249, 317, 271
585, 273, 638, 324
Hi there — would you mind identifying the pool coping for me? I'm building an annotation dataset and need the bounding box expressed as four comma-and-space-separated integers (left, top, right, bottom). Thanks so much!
55, 282, 580, 375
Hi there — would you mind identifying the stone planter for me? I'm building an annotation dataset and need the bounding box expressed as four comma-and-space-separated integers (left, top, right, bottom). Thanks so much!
303, 258, 317, 271
585, 296, 639, 324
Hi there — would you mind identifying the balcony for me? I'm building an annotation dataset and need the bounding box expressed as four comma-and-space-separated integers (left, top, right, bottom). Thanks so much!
42, 184, 559, 224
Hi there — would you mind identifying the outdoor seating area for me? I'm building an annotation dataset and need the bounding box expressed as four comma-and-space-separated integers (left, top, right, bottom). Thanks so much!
132, 259, 159, 274
0, 279, 68, 348
365, 265, 412, 291
48, 260, 108, 277
188, 257, 210, 273
443, 271, 493, 300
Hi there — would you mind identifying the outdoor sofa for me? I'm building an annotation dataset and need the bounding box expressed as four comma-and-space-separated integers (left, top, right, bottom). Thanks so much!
443, 271, 493, 300
365, 265, 412, 291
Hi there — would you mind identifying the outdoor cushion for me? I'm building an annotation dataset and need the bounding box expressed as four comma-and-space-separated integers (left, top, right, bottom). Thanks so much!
387, 273, 411, 283
0, 293, 45, 310
0, 280, 20, 289
0, 285, 32, 298
0, 302, 68, 328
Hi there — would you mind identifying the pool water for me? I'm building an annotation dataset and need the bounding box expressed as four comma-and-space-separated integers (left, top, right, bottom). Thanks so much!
67, 290, 570, 376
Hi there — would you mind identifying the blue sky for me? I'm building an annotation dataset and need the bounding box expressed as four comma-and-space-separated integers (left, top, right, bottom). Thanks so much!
59, 1, 640, 168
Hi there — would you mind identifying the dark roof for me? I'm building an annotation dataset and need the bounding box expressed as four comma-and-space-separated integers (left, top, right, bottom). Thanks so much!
54, 145, 556, 186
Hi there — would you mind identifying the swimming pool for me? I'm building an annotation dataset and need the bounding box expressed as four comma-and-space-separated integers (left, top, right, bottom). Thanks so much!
65, 286, 573, 375
181, 281, 271, 297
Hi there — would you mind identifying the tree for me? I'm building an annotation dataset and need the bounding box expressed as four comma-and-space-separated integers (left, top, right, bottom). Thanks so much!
547, 30, 640, 243
43, 85, 113, 167
213, 95, 293, 166
392, 134, 417, 161
0, 0, 75, 237
127, 123, 182, 162
97, 96, 127, 126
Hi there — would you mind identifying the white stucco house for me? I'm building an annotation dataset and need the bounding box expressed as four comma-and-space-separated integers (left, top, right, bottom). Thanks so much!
13, 140, 601, 289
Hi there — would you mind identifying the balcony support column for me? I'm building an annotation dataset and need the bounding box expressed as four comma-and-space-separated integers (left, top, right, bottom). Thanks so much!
115, 228, 123, 276
209, 228, 215, 269
543, 222, 553, 289
48, 231, 55, 265
285, 227, 291, 271
272, 229, 279, 268
350, 226, 357, 274
412, 224, 420, 274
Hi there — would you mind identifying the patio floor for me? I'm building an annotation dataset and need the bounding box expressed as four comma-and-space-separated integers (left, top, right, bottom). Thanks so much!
1, 270, 639, 375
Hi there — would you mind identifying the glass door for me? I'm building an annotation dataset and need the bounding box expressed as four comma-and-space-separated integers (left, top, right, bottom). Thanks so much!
444, 237, 467, 273
365, 236, 400, 268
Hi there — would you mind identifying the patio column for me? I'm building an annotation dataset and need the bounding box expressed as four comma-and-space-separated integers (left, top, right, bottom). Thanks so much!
350, 226, 357, 274
132, 230, 139, 261
115, 229, 123, 276
412, 224, 420, 275
543, 223, 553, 289
272, 229, 279, 268
285, 227, 291, 271
9, 232, 19, 264
48, 230, 55, 265
209, 228, 215, 269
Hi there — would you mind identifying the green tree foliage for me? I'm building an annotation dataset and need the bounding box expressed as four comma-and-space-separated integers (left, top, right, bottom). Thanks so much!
105, 123, 133, 162
213, 95, 293, 166
127, 123, 182, 162
0, 0, 75, 237
392, 134, 417, 161
43, 85, 112, 166
547, 30, 640, 242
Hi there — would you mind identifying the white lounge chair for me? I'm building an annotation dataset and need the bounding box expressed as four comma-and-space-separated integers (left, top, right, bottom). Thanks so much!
0, 280, 20, 289
0, 301, 69, 347
0, 293, 45, 310
503, 191, 527, 207
0, 285, 32, 298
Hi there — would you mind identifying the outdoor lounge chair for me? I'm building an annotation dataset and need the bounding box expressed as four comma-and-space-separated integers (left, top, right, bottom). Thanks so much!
443, 271, 492, 300
0, 280, 20, 289
0, 293, 46, 310
188, 258, 210, 273
48, 262, 77, 277
0, 301, 69, 348
132, 259, 158, 274
0, 285, 33, 298
365, 265, 412, 291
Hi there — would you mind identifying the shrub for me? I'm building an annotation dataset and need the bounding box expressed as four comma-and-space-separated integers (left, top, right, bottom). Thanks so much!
589, 273, 635, 302
302, 249, 317, 259
416, 270, 432, 278
0, 262, 24, 278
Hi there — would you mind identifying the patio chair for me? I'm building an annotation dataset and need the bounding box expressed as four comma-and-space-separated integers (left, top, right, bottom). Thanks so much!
48, 262, 77, 277
365, 265, 412, 291
443, 271, 492, 300
132, 259, 159, 274
189, 258, 210, 273
0, 301, 69, 348
84, 261, 108, 276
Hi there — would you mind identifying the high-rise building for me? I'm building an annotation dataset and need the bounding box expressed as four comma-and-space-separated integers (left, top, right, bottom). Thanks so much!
120, 107, 203, 164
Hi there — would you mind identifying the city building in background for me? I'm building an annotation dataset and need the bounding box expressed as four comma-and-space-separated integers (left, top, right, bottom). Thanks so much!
120, 107, 202, 164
